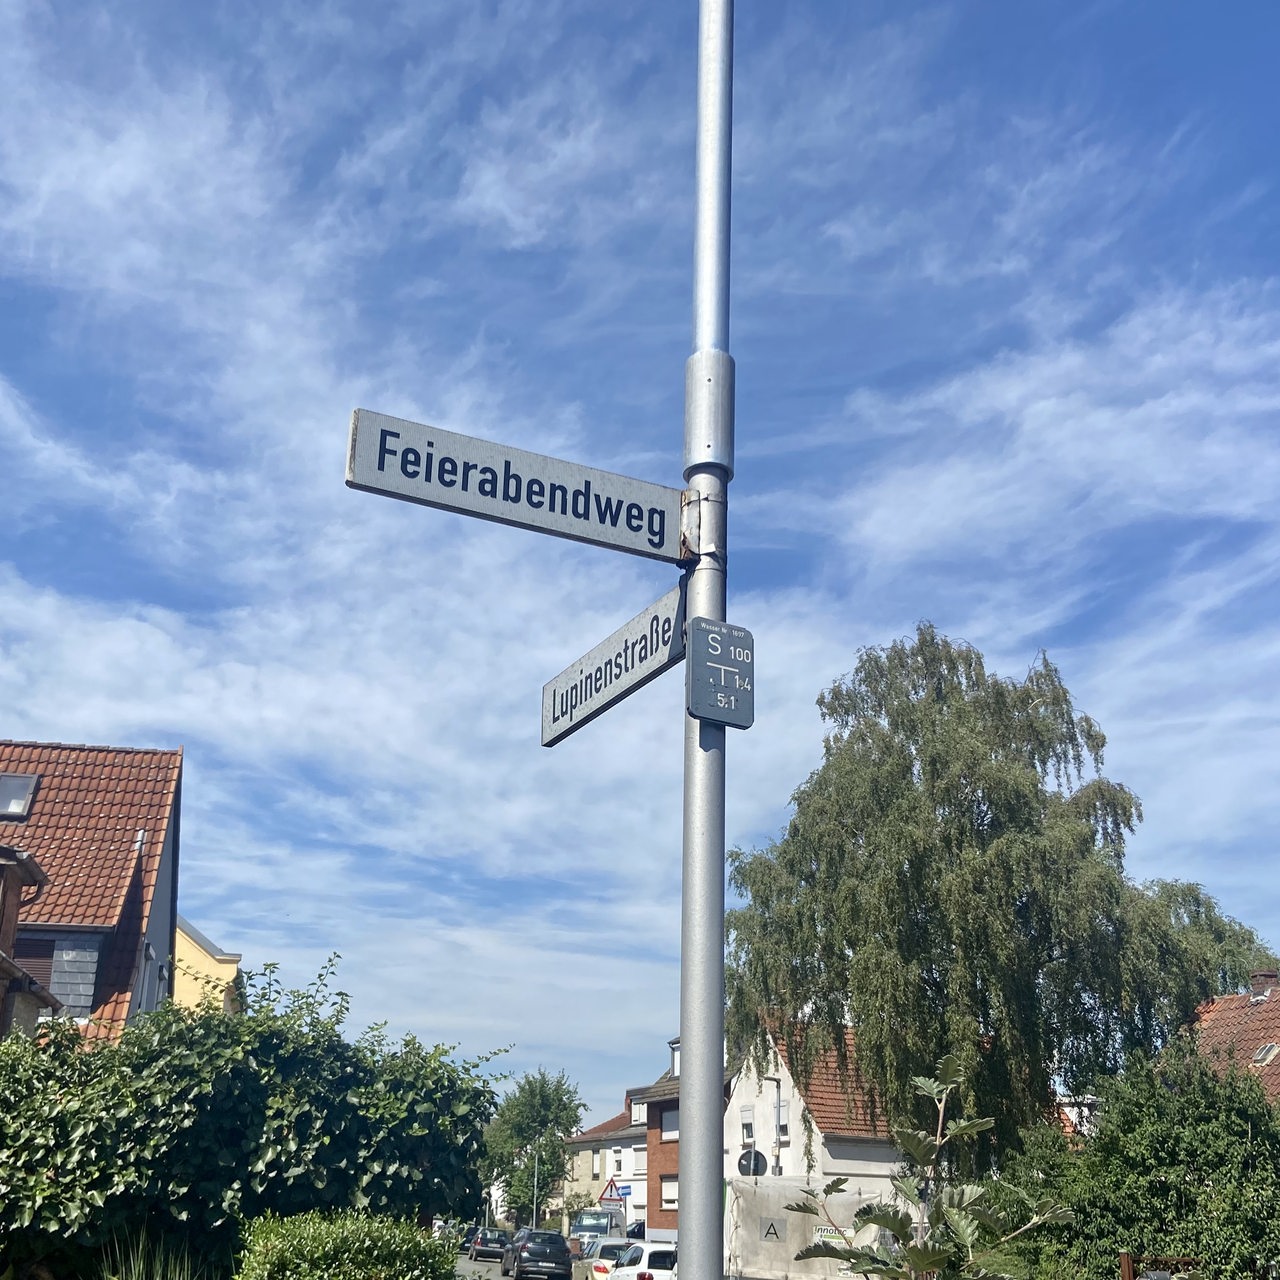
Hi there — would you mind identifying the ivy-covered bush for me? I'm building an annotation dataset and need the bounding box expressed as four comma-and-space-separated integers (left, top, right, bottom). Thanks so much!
235, 1212, 455, 1280
0, 960, 495, 1276
999, 1039, 1280, 1279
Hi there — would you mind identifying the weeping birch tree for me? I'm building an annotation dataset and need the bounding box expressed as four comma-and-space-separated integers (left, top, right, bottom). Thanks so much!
726, 623, 1272, 1161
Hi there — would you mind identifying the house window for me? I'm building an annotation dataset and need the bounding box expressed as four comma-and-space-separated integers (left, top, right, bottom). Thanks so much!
631, 1100, 647, 1125
777, 1100, 790, 1143
613, 1147, 623, 1174
0, 773, 39, 819
632, 1144, 647, 1175
660, 1176, 678, 1210
592, 1149, 601, 1179
740, 1104, 755, 1145
661, 1105, 679, 1141
1253, 1043, 1280, 1067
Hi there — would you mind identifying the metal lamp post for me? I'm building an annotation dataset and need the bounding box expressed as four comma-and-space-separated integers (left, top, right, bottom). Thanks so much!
680, 4, 735, 1280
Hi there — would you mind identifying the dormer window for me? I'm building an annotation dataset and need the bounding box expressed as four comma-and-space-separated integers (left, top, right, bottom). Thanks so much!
0, 774, 39, 819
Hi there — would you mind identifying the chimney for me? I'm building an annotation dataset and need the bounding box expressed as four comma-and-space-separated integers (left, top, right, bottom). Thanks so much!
1250, 970, 1279, 998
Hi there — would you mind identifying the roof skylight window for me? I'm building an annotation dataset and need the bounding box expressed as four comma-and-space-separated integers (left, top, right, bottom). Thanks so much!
1252, 1043, 1279, 1066
0, 773, 39, 819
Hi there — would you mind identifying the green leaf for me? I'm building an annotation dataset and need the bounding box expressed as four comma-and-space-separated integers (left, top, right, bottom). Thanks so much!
894, 1127, 940, 1166
966, 1203, 1008, 1235
910, 1074, 949, 1102
855, 1205, 914, 1240
785, 1199, 820, 1216
935, 1054, 965, 1090
890, 1175, 923, 1207
795, 1242, 854, 1261
945, 1116, 995, 1140
901, 1241, 956, 1271
942, 1205, 981, 1249
1029, 1203, 1074, 1228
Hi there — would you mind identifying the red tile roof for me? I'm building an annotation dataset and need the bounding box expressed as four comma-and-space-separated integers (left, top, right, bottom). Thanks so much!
1194, 980, 1280, 1102
0, 740, 182, 1037
775, 1029, 886, 1139
0, 741, 182, 929
576, 1109, 633, 1141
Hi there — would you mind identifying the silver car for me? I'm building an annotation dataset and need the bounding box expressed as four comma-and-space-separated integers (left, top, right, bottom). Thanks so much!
572, 1238, 634, 1280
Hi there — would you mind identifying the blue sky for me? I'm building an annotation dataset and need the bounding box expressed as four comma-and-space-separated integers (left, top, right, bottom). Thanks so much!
3, 0, 1279, 1125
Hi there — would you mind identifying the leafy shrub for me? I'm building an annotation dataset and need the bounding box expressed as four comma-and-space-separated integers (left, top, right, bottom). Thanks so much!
1000, 1040, 1280, 1280
235, 1212, 455, 1280
0, 960, 496, 1275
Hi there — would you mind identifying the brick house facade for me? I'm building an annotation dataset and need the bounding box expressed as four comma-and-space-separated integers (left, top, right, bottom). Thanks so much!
624, 1037, 733, 1243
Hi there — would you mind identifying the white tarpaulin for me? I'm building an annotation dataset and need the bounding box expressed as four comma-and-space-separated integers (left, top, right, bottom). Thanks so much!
722, 1177, 884, 1280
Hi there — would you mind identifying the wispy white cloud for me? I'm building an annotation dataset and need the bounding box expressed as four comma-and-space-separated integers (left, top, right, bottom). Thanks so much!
842, 283, 1280, 567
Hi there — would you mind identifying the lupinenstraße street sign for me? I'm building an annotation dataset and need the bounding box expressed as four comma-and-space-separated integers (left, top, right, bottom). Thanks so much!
346, 408, 686, 564
542, 580, 687, 747
686, 617, 755, 730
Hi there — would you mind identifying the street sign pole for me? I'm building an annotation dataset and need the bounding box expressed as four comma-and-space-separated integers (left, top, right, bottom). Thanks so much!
680, 6, 734, 1280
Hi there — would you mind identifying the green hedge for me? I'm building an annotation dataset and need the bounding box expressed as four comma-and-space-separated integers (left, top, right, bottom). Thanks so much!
0, 960, 495, 1274
236, 1213, 455, 1280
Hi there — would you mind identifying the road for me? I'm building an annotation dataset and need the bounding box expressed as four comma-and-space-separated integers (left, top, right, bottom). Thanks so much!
456, 1254, 585, 1280
457, 1257, 503, 1280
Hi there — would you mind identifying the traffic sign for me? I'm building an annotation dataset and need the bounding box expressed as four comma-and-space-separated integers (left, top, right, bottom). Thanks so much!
686, 617, 754, 729
347, 408, 687, 563
617, 1185, 632, 1197
542, 580, 687, 747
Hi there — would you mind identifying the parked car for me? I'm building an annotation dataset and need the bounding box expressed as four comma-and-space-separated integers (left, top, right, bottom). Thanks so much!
626, 1221, 646, 1240
460, 1225, 481, 1252
470, 1229, 510, 1262
609, 1242, 676, 1280
572, 1237, 633, 1280
502, 1229, 574, 1280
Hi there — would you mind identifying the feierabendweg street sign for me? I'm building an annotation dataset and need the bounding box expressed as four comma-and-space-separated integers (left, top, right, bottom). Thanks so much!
346, 408, 686, 564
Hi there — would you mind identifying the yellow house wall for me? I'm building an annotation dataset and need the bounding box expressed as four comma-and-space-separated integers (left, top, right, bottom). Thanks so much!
172, 923, 242, 1014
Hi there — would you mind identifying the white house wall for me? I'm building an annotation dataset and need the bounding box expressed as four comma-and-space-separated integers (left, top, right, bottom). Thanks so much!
724, 1050, 899, 1202
599, 1136, 648, 1224
821, 1137, 901, 1203
723, 1057, 809, 1179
